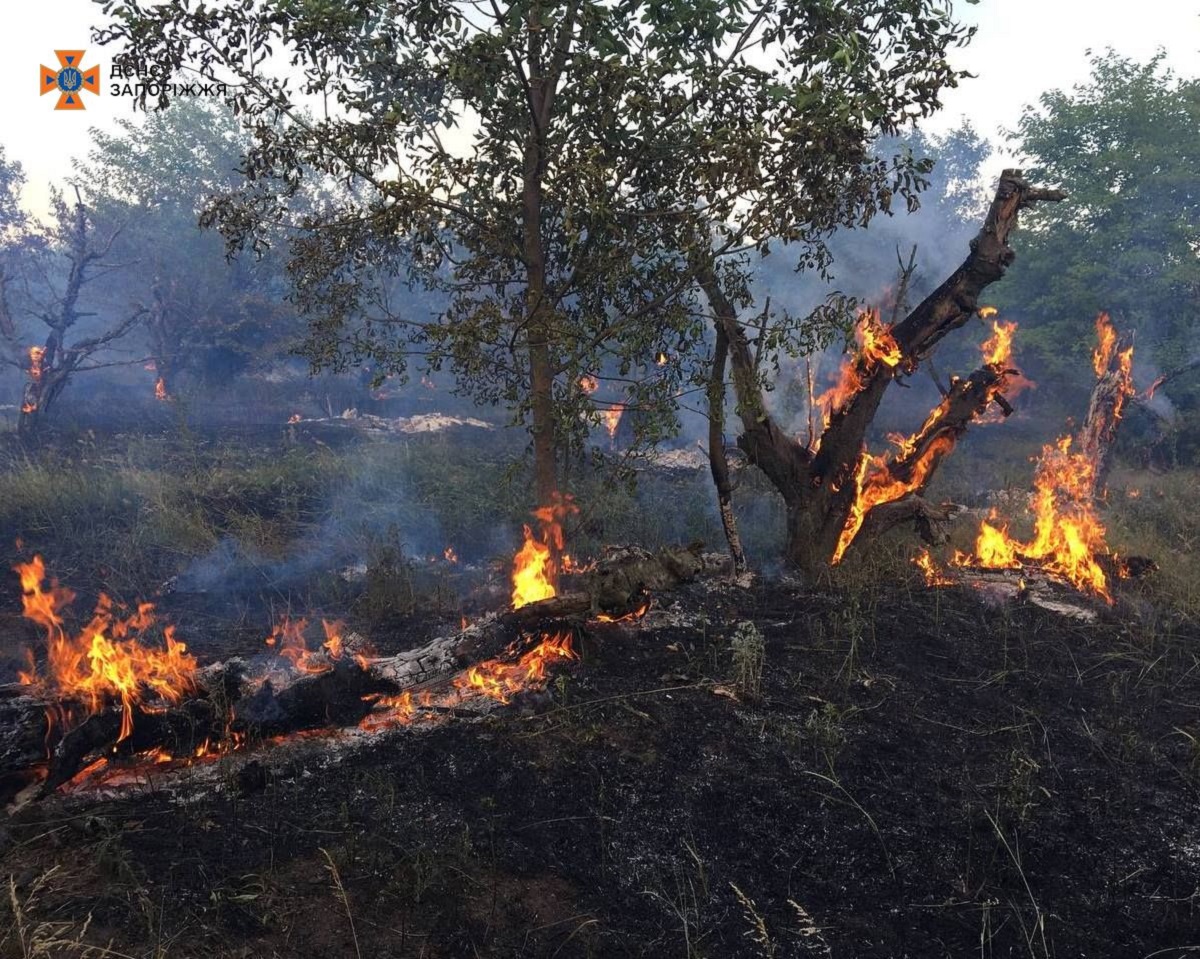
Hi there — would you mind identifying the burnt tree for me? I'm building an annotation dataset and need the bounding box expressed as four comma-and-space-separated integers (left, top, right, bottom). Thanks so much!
13, 189, 145, 437
701, 170, 1066, 575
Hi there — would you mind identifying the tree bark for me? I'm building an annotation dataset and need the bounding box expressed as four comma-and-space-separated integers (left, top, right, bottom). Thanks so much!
1079, 326, 1135, 499
521, 20, 558, 510
707, 326, 748, 575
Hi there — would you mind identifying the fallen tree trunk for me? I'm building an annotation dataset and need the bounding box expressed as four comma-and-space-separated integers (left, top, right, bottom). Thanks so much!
8, 542, 715, 797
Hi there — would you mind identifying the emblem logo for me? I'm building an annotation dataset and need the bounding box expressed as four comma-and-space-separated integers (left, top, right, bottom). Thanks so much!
39, 50, 101, 110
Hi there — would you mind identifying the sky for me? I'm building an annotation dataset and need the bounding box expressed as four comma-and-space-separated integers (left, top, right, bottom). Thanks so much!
2, 0, 1198, 216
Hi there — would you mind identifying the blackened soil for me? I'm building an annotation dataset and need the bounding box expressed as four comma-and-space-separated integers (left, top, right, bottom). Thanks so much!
3, 579, 1199, 958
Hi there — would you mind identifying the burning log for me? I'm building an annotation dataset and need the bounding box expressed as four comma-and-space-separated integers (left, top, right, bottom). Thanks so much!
4, 540, 719, 800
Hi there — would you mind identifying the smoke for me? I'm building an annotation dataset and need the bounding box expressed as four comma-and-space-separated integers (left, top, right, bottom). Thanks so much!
173, 449, 449, 595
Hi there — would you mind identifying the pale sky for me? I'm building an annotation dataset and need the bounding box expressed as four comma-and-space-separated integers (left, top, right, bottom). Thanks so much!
3, 0, 1198, 216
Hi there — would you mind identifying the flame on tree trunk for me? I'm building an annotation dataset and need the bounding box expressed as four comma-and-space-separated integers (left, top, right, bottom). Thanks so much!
698, 170, 1066, 574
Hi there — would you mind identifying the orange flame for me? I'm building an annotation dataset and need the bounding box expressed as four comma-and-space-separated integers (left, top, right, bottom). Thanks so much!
832, 434, 956, 563
1093, 312, 1120, 378
913, 549, 952, 586
22, 346, 46, 413
453, 632, 576, 705
981, 319, 1017, 368
810, 308, 903, 448
444, 546, 458, 564
950, 313, 1136, 602
267, 616, 345, 674
579, 375, 598, 394
321, 618, 345, 659
603, 404, 624, 442
593, 600, 651, 623
952, 437, 1112, 599
512, 493, 578, 609
28, 346, 45, 383
14, 556, 198, 742
831, 318, 1023, 562
287, 413, 302, 424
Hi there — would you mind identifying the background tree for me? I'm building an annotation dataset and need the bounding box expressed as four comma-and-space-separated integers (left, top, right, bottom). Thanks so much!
9, 189, 147, 437
78, 100, 298, 399
996, 52, 1200, 458
96, 0, 973, 525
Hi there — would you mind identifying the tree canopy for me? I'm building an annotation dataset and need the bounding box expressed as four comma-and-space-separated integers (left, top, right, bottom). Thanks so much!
997, 51, 1200, 442
96, 0, 976, 503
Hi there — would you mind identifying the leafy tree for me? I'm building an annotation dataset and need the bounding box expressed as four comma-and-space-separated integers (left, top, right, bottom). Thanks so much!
0, 148, 36, 340
96, 0, 974, 517
997, 52, 1200, 443
78, 100, 298, 397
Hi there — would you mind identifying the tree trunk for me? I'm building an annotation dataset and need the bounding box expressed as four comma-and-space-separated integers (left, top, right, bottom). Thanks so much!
1079, 324, 1135, 499
521, 27, 558, 510
699, 170, 1065, 575
707, 326, 748, 575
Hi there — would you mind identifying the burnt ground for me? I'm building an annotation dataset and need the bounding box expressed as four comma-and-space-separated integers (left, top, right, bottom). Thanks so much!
2, 576, 1199, 959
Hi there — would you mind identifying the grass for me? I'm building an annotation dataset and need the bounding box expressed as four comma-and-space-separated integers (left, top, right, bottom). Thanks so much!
0, 424, 1196, 633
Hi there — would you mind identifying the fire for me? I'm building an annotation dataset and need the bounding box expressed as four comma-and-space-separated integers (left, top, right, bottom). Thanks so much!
1093, 312, 1120, 378
22, 346, 46, 413
913, 549, 952, 586
512, 526, 555, 608
579, 375, 598, 394
810, 308, 903, 447
444, 546, 458, 564
14, 556, 198, 742
321, 619, 345, 659
154, 376, 168, 401
952, 436, 1113, 600
978, 305, 999, 319
512, 493, 577, 608
267, 616, 346, 674
453, 631, 576, 705
561, 553, 595, 574
857, 308, 903, 370
603, 404, 624, 442
656, 351, 669, 366
1092, 312, 1134, 414
28, 346, 45, 383
592, 599, 651, 623
981, 319, 1017, 367
831, 434, 956, 564
287, 413, 302, 424
948, 313, 1136, 602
